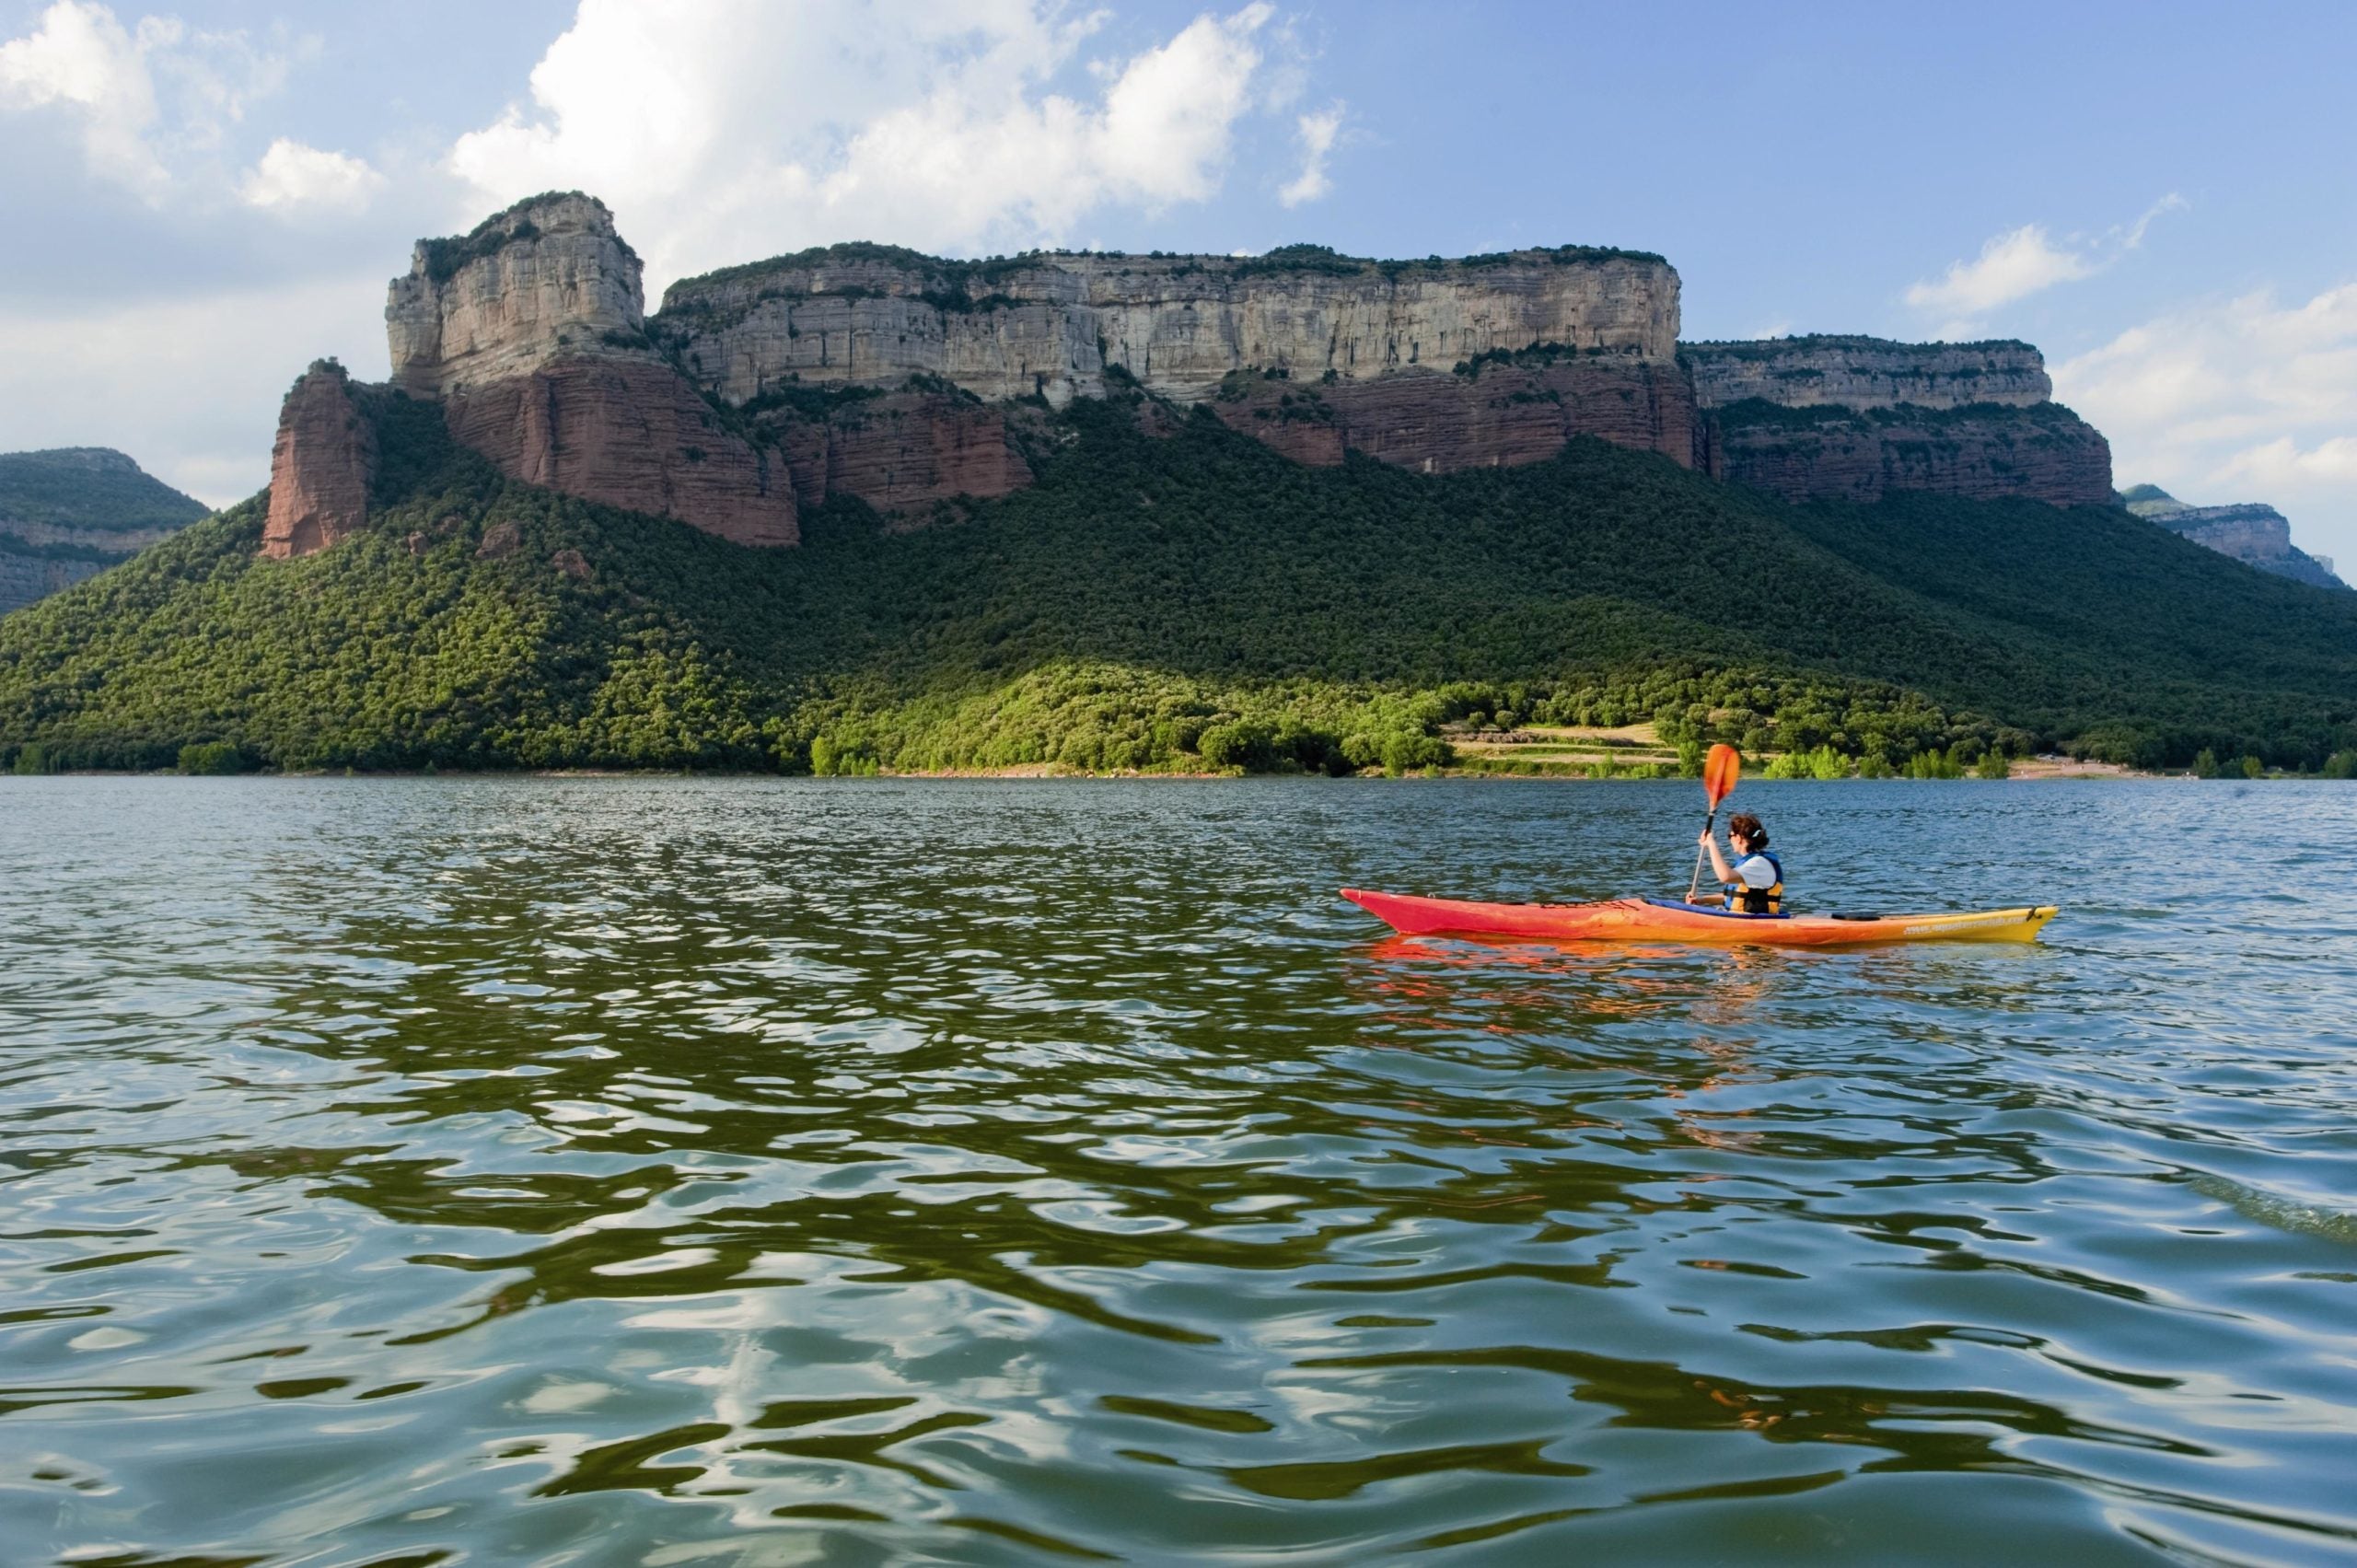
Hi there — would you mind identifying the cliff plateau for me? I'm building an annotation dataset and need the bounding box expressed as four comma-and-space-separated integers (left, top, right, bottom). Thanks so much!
655, 242, 1680, 406
244, 195, 2131, 567
1687, 336, 2111, 507
647, 241, 1693, 487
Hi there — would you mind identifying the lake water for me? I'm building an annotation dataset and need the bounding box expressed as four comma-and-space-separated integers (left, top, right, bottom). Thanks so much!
4, 776, 2355, 1565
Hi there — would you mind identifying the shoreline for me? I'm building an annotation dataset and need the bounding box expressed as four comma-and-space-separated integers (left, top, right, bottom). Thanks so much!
3, 763, 2217, 783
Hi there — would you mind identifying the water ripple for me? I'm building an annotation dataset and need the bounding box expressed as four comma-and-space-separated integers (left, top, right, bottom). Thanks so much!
3, 775, 2354, 1563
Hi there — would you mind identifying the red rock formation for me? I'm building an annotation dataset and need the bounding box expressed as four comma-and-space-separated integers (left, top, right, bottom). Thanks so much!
760, 396, 1032, 515
445, 359, 797, 547
1209, 382, 1346, 466
261, 365, 377, 559
1339, 358, 1697, 473
821, 396, 1031, 513
1209, 357, 1698, 474
1709, 405, 2113, 507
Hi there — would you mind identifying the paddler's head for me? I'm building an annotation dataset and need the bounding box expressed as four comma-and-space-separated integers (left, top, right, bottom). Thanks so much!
1727, 813, 1767, 854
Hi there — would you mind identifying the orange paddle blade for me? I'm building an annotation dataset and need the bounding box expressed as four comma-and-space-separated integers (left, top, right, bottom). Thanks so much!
1703, 743, 1742, 808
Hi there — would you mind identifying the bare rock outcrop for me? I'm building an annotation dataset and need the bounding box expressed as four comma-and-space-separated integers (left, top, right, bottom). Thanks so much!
1688, 335, 2108, 506
445, 359, 797, 547
1706, 401, 2114, 508
656, 243, 1682, 408
1686, 336, 2051, 412
770, 393, 1034, 514
1210, 354, 1698, 473
388, 193, 644, 399
653, 240, 1693, 492
388, 193, 795, 546
261, 363, 377, 559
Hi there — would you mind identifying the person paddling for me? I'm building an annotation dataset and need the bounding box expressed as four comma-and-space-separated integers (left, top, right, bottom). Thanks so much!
1696, 813, 1783, 913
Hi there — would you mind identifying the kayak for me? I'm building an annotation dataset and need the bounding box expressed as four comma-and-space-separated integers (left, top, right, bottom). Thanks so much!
1341, 889, 2058, 947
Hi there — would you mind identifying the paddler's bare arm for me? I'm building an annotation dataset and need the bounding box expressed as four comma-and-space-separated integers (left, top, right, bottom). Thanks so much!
1699, 828, 1734, 884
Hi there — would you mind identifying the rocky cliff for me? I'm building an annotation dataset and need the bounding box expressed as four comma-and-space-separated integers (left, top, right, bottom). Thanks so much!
443, 360, 797, 548
1688, 336, 2110, 506
655, 242, 1681, 407
261, 363, 377, 559
386, 192, 644, 399
2121, 485, 2346, 589
0, 447, 209, 615
239, 196, 2133, 563
383, 193, 795, 547
1702, 401, 2115, 508
649, 239, 1693, 487
1685, 336, 2051, 411
1206, 353, 1696, 473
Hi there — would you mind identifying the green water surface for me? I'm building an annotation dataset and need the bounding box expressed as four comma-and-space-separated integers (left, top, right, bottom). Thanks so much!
2, 777, 2353, 1564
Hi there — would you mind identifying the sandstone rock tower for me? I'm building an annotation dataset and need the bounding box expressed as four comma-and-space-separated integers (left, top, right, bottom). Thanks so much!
261, 362, 377, 559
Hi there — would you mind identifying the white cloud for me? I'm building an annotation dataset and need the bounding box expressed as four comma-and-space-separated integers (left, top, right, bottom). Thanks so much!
1905, 195, 2188, 332
0, 1, 166, 192
446, 0, 1299, 294
1276, 103, 1341, 207
0, 271, 389, 507
0, 0, 295, 202
2119, 192, 2189, 250
2056, 282, 2357, 564
1906, 225, 2093, 319
238, 137, 384, 211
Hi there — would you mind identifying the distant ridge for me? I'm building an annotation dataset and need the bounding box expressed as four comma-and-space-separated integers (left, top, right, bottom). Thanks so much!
0, 447, 210, 617
2119, 483, 2344, 590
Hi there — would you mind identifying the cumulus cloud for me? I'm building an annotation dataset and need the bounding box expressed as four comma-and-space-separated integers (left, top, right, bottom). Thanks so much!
446, 0, 1300, 293
1906, 195, 2189, 333
0, 0, 294, 202
1906, 225, 2093, 320
238, 138, 384, 211
2056, 282, 2357, 562
1276, 103, 1341, 207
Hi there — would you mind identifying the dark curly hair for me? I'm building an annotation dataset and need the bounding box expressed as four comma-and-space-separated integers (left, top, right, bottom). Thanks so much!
1726, 813, 1768, 848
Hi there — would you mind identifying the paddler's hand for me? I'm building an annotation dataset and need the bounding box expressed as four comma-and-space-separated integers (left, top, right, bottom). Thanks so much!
1697, 828, 1715, 846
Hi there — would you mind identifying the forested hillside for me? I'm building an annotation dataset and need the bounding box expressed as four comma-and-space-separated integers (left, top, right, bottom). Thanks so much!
4, 391, 2353, 774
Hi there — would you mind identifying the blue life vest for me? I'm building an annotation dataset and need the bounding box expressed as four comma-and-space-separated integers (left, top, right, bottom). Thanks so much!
1725, 851, 1784, 914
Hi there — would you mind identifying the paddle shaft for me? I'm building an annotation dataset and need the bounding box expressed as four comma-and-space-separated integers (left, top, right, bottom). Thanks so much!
1686, 807, 1719, 903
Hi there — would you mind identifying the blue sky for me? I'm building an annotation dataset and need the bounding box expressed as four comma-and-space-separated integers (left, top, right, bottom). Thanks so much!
4, 0, 2353, 565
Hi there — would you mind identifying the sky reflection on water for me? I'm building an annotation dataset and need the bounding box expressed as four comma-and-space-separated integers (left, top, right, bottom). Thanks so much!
2, 776, 2354, 1564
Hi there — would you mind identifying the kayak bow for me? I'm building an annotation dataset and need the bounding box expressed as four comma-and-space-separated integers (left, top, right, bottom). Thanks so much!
1340, 889, 2057, 947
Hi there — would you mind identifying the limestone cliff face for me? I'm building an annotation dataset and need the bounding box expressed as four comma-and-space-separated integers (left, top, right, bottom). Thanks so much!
653, 241, 1694, 488
354, 200, 2139, 540
387, 193, 644, 399
655, 244, 1682, 408
261, 364, 377, 559
387, 193, 795, 545
1686, 336, 2050, 411
1689, 335, 2107, 506
2123, 487, 2347, 589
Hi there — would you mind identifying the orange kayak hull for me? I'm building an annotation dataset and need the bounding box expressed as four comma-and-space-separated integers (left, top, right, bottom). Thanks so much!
1340, 889, 2058, 947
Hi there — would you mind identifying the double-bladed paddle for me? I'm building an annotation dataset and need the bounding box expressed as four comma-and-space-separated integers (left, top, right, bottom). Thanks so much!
1685, 743, 1743, 904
